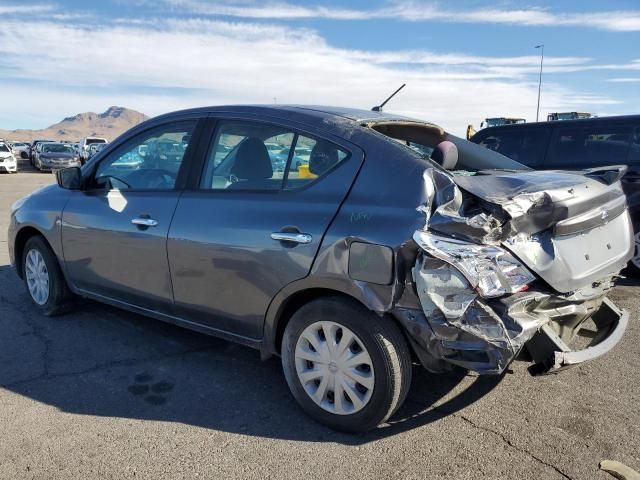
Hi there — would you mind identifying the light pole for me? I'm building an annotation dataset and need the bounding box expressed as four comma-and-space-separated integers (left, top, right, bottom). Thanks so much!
535, 44, 544, 122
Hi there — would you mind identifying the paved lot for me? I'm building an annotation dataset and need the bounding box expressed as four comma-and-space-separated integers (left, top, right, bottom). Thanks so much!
0, 159, 639, 480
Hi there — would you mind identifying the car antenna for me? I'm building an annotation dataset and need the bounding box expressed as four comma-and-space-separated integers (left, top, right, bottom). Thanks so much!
372, 83, 406, 112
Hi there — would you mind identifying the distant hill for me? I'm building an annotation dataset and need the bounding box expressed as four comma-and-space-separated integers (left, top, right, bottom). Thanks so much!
0, 106, 149, 143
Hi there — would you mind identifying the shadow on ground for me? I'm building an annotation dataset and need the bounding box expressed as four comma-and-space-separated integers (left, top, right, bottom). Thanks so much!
1, 264, 503, 444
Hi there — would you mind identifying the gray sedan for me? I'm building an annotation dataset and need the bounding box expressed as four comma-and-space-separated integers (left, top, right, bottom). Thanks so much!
7, 105, 633, 432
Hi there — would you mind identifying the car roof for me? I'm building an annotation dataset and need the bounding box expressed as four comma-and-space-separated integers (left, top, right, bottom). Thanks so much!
152, 104, 418, 125
474, 114, 640, 136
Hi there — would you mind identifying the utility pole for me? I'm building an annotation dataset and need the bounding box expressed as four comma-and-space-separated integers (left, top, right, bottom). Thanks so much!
535, 44, 544, 122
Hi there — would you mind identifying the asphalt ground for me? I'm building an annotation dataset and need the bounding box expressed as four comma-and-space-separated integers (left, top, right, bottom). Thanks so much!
0, 158, 638, 479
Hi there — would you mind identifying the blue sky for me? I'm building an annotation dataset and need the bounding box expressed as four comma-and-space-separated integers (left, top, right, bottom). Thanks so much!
0, 0, 639, 134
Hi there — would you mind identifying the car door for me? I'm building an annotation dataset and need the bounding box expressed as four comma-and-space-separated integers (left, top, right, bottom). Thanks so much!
61, 119, 201, 312
167, 116, 364, 339
621, 123, 640, 227
544, 122, 632, 170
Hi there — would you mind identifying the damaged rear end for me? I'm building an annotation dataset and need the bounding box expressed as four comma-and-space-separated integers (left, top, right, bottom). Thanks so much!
404, 163, 632, 375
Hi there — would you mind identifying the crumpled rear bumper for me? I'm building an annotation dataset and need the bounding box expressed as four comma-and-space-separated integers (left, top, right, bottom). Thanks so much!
396, 256, 628, 375
526, 297, 628, 374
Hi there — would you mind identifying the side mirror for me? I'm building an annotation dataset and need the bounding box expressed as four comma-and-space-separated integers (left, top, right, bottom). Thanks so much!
56, 167, 82, 190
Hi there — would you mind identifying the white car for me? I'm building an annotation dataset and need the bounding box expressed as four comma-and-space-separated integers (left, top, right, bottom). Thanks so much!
9, 141, 30, 159
0, 142, 17, 173
78, 137, 107, 163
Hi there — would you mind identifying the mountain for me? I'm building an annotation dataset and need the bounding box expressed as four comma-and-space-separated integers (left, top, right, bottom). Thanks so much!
0, 107, 149, 143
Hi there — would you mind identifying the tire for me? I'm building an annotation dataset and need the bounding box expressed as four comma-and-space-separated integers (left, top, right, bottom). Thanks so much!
281, 297, 412, 433
22, 236, 73, 316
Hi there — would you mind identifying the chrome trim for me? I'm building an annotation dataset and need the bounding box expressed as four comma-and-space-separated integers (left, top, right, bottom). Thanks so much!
270, 232, 313, 244
131, 218, 159, 227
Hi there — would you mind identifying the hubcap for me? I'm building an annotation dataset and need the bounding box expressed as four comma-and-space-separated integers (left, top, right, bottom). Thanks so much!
294, 321, 374, 415
633, 232, 640, 269
25, 249, 50, 305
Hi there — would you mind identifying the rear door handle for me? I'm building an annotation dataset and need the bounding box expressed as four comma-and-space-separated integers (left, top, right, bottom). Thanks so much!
270, 232, 312, 244
131, 218, 159, 227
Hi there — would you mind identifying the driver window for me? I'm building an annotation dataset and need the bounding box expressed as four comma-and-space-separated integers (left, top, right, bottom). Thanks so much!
93, 121, 196, 190
200, 121, 294, 190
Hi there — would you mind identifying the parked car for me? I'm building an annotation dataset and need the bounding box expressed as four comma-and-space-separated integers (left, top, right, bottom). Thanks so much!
9, 106, 632, 432
0, 142, 17, 173
87, 142, 108, 160
9, 141, 30, 159
291, 146, 313, 171
28, 139, 55, 165
78, 137, 108, 163
469, 115, 640, 272
547, 112, 593, 121
33, 142, 81, 171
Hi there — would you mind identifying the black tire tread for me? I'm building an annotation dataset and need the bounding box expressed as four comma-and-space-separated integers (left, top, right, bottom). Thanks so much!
281, 296, 412, 433
23, 236, 74, 316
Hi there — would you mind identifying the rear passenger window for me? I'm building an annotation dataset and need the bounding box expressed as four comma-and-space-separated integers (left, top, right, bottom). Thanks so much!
476, 129, 549, 167
200, 121, 349, 191
547, 125, 632, 169
284, 135, 349, 190
201, 121, 294, 190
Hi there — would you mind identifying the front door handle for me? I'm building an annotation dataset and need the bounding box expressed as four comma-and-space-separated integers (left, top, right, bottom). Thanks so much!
271, 232, 312, 244
131, 217, 159, 227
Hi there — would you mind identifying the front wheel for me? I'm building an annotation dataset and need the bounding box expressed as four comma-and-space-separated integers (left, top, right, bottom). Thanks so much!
281, 297, 412, 433
22, 236, 73, 316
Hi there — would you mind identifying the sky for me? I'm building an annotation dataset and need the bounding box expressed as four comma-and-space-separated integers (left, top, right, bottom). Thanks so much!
0, 0, 639, 135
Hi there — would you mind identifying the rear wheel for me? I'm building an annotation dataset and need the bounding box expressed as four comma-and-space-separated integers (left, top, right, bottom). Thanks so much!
281, 297, 412, 433
22, 236, 73, 316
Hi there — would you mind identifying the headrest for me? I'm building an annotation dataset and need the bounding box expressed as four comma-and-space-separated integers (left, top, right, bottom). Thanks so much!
232, 138, 273, 179
309, 141, 339, 176
431, 140, 458, 170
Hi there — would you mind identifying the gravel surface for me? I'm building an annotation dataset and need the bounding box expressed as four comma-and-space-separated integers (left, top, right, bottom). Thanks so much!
1, 160, 638, 479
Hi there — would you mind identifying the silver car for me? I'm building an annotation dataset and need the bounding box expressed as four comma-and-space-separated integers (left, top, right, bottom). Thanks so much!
34, 142, 81, 172
8, 106, 633, 432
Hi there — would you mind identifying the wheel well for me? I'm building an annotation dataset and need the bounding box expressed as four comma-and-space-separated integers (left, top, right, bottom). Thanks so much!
273, 288, 360, 354
13, 227, 47, 278
271, 288, 417, 357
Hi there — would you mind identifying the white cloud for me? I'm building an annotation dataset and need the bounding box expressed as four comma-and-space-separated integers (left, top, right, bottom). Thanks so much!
607, 77, 640, 83
0, 17, 630, 134
153, 0, 640, 32
0, 3, 55, 14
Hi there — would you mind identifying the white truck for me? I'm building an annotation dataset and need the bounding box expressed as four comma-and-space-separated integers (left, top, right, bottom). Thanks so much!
78, 137, 107, 164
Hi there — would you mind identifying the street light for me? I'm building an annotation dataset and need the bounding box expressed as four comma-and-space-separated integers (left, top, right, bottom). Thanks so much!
535, 44, 544, 122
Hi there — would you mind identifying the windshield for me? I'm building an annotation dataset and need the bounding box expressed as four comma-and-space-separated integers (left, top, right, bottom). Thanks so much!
486, 119, 504, 128
0, 144, 10, 152
86, 139, 106, 145
42, 144, 75, 154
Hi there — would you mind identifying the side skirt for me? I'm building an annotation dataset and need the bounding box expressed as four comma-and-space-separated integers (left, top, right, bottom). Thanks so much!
76, 288, 263, 350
